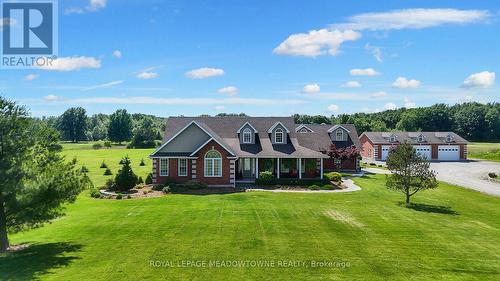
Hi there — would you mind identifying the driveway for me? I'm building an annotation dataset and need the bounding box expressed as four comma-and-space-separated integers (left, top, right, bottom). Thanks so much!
363, 160, 500, 197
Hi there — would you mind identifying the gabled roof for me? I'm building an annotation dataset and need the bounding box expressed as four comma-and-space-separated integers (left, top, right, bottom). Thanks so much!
327, 125, 350, 133
361, 132, 468, 144
296, 124, 361, 151
236, 122, 258, 133
268, 121, 290, 133
295, 124, 314, 133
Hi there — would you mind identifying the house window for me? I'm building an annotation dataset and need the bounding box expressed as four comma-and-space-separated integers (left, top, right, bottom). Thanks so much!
390, 135, 397, 143
204, 150, 222, 177
160, 159, 169, 176
335, 130, 344, 141
446, 135, 453, 142
275, 128, 284, 143
418, 135, 424, 142
178, 159, 188, 176
242, 128, 252, 143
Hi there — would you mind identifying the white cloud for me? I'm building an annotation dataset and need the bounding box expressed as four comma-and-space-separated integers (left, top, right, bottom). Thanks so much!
24, 74, 39, 81
40, 96, 304, 106
365, 43, 382, 62
83, 80, 124, 91
462, 71, 495, 88
66, 0, 107, 14
371, 91, 387, 98
341, 81, 361, 88
214, 105, 226, 111
39, 56, 101, 71
383, 102, 397, 110
137, 71, 158, 79
327, 104, 340, 112
43, 95, 62, 102
112, 50, 122, 58
404, 97, 417, 108
302, 83, 321, 94
392, 77, 421, 89
185, 67, 225, 79
217, 86, 239, 96
350, 68, 380, 76
273, 29, 361, 57
331, 9, 490, 31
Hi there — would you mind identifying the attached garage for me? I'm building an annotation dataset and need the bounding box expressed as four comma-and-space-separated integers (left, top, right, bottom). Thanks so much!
413, 146, 431, 160
438, 145, 460, 161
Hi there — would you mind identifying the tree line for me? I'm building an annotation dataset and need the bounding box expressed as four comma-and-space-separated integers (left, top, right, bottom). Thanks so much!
293, 102, 500, 142
38, 108, 165, 147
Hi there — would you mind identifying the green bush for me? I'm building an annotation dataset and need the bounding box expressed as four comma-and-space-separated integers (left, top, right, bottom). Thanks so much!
152, 184, 164, 191
135, 183, 145, 189
324, 172, 342, 182
104, 141, 112, 148
145, 173, 153, 184
114, 156, 138, 192
100, 161, 107, 169
369, 163, 376, 166
309, 185, 320, 190
321, 184, 334, 190
137, 176, 144, 184
139, 159, 146, 166
89, 187, 101, 198
255, 171, 277, 185
126, 195, 131, 199
80, 166, 89, 174
104, 168, 113, 176
162, 186, 171, 194
488, 172, 497, 178
182, 181, 207, 190
105, 179, 114, 190
116, 193, 123, 200
92, 143, 103, 150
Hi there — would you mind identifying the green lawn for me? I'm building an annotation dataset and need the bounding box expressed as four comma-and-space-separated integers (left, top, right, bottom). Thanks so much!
1, 145, 499, 280
468, 142, 500, 162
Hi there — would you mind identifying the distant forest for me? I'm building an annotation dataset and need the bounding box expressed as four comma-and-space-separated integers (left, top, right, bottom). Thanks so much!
38, 102, 499, 144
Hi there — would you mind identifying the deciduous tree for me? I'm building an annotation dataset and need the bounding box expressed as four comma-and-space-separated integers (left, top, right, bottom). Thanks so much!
108, 109, 133, 144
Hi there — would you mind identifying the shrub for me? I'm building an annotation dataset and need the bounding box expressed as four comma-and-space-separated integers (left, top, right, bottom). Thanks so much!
89, 187, 101, 198
145, 173, 153, 184
309, 185, 320, 190
162, 186, 171, 194
100, 161, 108, 169
126, 195, 131, 199
143, 190, 148, 195
140, 159, 146, 166
369, 163, 376, 166
321, 184, 334, 190
182, 181, 207, 190
135, 183, 145, 189
378, 165, 384, 167
488, 172, 497, 179
116, 193, 123, 200
104, 168, 113, 176
92, 143, 103, 150
80, 166, 89, 174
324, 172, 342, 182
71, 157, 78, 165
137, 176, 144, 184
255, 171, 277, 185
105, 179, 115, 190
152, 184, 164, 191
114, 156, 138, 192
104, 141, 112, 148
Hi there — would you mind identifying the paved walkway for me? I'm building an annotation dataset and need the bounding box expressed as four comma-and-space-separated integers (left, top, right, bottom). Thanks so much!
363, 160, 500, 197
245, 178, 361, 193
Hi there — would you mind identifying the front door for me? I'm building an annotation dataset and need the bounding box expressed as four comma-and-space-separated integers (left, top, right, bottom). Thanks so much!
242, 158, 252, 178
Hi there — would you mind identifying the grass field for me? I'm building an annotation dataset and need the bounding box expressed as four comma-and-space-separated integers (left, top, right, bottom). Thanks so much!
468, 142, 500, 162
1, 144, 499, 280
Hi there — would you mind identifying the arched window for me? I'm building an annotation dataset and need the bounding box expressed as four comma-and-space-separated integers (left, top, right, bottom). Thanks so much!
335, 130, 344, 141
275, 128, 284, 143
242, 128, 252, 143
204, 150, 222, 177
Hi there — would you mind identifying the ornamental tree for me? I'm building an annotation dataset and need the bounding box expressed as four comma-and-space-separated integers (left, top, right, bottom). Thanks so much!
385, 143, 438, 205
325, 144, 360, 170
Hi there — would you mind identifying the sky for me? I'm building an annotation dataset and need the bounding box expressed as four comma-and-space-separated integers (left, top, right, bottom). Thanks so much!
1, 0, 499, 117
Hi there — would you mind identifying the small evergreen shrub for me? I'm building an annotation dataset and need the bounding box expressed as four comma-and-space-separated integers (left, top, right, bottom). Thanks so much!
145, 173, 153, 184
114, 156, 138, 192
369, 163, 376, 166
104, 168, 113, 175
116, 193, 123, 200
105, 179, 115, 190
324, 172, 342, 182
152, 184, 164, 191
104, 141, 112, 148
162, 186, 171, 194
255, 171, 277, 185
488, 172, 497, 178
137, 176, 144, 184
135, 183, 145, 189
71, 157, 78, 165
89, 187, 101, 198
92, 143, 103, 150
100, 161, 108, 169
80, 166, 89, 174
321, 184, 335, 190
139, 159, 146, 166
126, 195, 131, 199
309, 185, 320, 190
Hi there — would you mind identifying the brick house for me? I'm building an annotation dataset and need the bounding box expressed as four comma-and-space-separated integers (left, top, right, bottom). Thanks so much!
149, 117, 361, 187
359, 132, 468, 161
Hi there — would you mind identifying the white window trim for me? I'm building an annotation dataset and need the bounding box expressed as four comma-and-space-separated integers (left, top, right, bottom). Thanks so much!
160, 158, 169, 176
335, 130, 344, 141
242, 128, 252, 144
274, 128, 284, 144
204, 150, 222, 177
178, 158, 188, 177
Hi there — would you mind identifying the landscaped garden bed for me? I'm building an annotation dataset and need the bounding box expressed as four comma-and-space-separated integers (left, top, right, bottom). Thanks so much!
252, 171, 345, 191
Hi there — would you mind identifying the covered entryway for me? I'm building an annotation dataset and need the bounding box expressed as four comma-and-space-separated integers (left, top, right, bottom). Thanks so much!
381, 146, 391, 161
414, 145, 431, 160
438, 145, 460, 161
236, 158, 256, 180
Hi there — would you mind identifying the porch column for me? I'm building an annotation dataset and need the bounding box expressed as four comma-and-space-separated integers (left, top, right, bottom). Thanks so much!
230, 159, 236, 187
298, 158, 302, 179
255, 158, 259, 179
277, 158, 280, 179
320, 158, 324, 179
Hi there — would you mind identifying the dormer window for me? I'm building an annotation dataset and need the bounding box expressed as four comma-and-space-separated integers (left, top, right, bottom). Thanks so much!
275, 128, 284, 143
418, 135, 425, 143
242, 128, 252, 144
390, 135, 397, 143
446, 134, 453, 143
335, 130, 344, 141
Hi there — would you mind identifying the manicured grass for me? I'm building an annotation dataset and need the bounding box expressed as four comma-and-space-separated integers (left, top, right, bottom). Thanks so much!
1, 146, 499, 281
468, 142, 500, 162
60, 142, 154, 187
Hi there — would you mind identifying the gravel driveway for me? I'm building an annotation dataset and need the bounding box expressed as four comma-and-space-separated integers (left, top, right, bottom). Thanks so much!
363, 160, 500, 197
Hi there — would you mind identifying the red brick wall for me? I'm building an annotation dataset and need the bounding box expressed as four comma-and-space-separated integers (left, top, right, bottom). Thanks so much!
154, 158, 192, 184
323, 158, 357, 171
193, 140, 232, 186
360, 135, 375, 159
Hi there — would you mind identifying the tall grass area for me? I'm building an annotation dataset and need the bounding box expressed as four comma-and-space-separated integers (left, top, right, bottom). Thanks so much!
468, 142, 500, 162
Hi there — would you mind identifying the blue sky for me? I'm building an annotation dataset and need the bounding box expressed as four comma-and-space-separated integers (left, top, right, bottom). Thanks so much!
1, 0, 499, 117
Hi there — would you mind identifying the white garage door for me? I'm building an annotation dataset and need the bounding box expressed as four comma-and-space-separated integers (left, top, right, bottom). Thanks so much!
438, 146, 460, 161
381, 146, 391, 161
414, 146, 432, 160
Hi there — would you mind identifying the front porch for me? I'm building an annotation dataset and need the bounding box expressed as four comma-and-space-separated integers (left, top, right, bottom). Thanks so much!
235, 157, 325, 182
